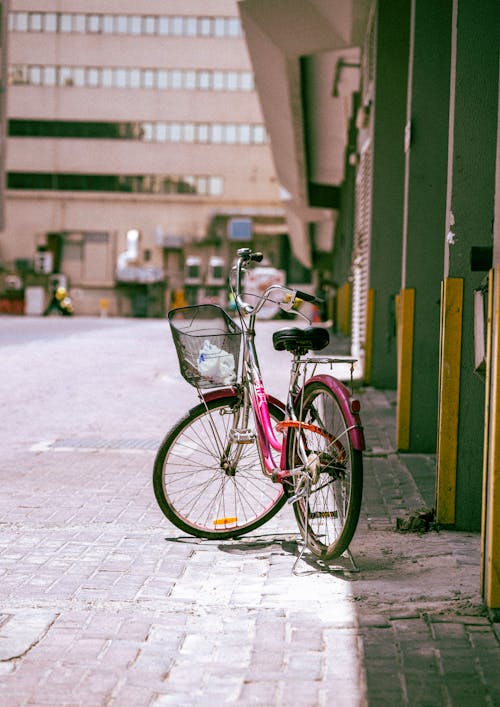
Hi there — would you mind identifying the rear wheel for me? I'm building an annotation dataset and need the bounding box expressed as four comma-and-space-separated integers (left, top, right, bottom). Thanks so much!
153, 395, 286, 539
286, 381, 363, 559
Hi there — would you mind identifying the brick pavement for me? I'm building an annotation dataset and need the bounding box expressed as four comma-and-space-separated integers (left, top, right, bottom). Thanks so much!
1, 317, 499, 705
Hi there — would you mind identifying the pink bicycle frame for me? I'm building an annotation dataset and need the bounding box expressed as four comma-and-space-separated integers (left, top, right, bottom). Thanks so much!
202, 378, 285, 477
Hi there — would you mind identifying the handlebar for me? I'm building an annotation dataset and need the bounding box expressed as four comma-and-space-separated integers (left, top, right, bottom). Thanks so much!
232, 248, 324, 317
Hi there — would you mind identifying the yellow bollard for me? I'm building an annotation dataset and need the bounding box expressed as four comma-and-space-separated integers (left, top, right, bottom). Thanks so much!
396, 288, 415, 451
99, 298, 109, 318
435, 278, 463, 525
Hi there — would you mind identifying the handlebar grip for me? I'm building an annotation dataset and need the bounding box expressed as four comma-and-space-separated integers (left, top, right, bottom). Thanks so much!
250, 252, 263, 263
295, 289, 324, 305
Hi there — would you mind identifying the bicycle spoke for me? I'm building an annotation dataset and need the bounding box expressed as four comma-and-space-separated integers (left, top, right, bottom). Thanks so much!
153, 396, 286, 537
287, 382, 362, 559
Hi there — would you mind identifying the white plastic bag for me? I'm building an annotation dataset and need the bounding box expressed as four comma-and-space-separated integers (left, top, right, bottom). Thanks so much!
197, 340, 236, 384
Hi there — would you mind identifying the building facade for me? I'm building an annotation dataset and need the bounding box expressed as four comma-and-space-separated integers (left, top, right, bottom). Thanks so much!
0, 0, 291, 316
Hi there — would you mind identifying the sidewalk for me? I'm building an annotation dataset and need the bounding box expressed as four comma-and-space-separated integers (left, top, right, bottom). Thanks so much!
0, 318, 499, 705
356, 387, 500, 705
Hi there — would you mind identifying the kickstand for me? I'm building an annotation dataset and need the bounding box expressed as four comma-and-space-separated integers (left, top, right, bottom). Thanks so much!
289, 472, 360, 576
292, 543, 360, 576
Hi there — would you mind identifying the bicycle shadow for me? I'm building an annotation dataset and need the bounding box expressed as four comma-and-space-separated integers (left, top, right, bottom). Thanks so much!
163, 533, 360, 577
217, 535, 360, 578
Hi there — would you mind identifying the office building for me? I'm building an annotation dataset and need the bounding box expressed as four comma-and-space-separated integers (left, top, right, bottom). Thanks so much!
0, 1, 288, 315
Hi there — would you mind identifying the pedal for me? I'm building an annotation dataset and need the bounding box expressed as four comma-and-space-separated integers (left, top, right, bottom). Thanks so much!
229, 428, 256, 444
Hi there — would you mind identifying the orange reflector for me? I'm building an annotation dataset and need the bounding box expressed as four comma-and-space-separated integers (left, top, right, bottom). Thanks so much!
350, 398, 361, 413
213, 517, 237, 525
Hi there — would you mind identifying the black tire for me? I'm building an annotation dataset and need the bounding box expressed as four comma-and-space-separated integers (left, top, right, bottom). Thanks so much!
286, 381, 363, 559
153, 395, 286, 539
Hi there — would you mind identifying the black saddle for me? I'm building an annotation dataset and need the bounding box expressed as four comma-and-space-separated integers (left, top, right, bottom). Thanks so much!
272, 327, 329, 355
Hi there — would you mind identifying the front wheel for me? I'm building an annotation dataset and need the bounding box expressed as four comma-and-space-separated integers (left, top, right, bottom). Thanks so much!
153, 395, 286, 539
286, 381, 363, 559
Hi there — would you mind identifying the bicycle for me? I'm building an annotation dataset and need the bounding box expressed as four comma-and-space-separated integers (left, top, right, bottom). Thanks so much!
153, 248, 365, 562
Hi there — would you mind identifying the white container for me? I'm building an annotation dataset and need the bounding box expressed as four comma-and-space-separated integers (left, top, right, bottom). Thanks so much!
24, 286, 46, 315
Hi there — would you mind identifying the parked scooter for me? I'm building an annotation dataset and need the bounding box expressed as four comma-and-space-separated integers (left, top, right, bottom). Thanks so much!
43, 286, 74, 316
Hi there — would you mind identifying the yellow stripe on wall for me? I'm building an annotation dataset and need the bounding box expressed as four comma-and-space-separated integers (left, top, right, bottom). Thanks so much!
483, 266, 500, 608
436, 278, 463, 526
396, 288, 415, 450
336, 282, 351, 337
481, 269, 493, 593
364, 288, 375, 385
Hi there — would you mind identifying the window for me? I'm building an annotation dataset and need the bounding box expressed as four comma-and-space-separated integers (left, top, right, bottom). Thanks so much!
214, 18, 225, 37
142, 123, 154, 141
241, 73, 254, 91
171, 71, 183, 89
13, 13, 28, 31
88, 15, 100, 33
9, 119, 266, 147
227, 72, 239, 91
102, 68, 113, 87
60, 14, 72, 32
144, 17, 156, 34
102, 15, 114, 33
29, 13, 42, 32
184, 124, 195, 142
157, 71, 169, 89
199, 18, 212, 36
198, 124, 209, 143
8, 12, 244, 38
44, 67, 57, 86
114, 69, 127, 88
196, 177, 208, 195
212, 124, 223, 143
74, 15, 86, 33
185, 256, 202, 282
213, 72, 225, 90
170, 124, 181, 142
227, 19, 241, 37
253, 126, 266, 144
198, 71, 211, 90
226, 125, 237, 144
187, 264, 200, 280
116, 16, 128, 34
182, 176, 196, 193
209, 177, 223, 196
73, 68, 85, 87
9, 66, 29, 85
156, 124, 168, 141
171, 17, 184, 36
185, 71, 196, 89
158, 17, 170, 35
130, 16, 142, 35
208, 257, 225, 283
87, 68, 99, 87
238, 125, 251, 144
44, 14, 57, 32
9, 63, 255, 93
186, 18, 197, 36
143, 70, 155, 89
129, 69, 141, 88
28, 66, 41, 85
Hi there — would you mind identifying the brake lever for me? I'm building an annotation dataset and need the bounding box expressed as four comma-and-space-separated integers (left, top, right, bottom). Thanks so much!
279, 292, 311, 323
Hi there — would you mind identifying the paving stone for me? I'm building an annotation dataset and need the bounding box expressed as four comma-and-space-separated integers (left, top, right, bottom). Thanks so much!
1, 321, 499, 705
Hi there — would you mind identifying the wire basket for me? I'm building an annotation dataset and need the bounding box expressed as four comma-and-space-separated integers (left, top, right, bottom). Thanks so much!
168, 304, 242, 389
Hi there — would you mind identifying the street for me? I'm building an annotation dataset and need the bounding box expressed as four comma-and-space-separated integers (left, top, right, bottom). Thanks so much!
0, 316, 499, 706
